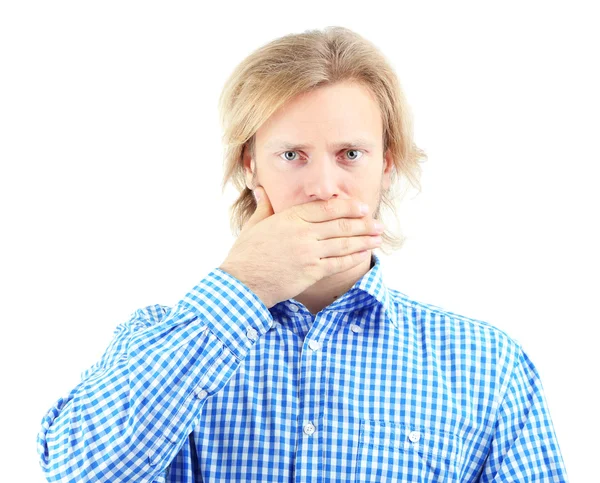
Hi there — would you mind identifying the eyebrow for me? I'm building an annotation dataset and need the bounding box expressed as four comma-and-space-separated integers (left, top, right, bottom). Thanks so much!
265, 138, 376, 151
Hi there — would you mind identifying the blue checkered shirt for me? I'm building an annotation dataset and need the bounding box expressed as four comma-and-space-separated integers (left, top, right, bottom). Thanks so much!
38, 254, 568, 482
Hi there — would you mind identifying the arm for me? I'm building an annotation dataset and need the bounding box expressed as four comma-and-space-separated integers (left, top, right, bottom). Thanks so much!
37, 268, 273, 482
480, 348, 569, 482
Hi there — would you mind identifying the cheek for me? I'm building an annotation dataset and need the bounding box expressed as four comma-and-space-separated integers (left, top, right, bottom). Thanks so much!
350, 179, 382, 204
260, 180, 296, 213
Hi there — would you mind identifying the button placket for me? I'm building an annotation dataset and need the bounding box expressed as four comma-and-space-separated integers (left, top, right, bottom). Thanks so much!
296, 312, 327, 466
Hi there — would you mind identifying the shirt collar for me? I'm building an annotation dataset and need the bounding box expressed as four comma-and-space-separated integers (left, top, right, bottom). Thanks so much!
322, 252, 395, 322
272, 252, 397, 327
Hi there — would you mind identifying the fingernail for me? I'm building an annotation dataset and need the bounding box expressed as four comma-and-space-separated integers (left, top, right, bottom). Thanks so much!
374, 222, 384, 232
360, 203, 369, 214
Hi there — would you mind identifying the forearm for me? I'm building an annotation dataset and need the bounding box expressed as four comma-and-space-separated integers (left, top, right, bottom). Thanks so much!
38, 268, 274, 482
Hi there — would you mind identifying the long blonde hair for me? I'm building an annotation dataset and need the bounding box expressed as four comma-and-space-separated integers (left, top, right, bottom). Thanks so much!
218, 26, 427, 254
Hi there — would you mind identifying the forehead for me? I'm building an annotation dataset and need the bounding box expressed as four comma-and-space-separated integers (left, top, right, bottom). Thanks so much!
257, 81, 383, 149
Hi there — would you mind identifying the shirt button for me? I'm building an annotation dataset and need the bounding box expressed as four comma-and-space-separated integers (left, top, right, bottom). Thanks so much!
350, 324, 362, 333
289, 304, 299, 313
195, 389, 208, 400
408, 431, 421, 443
303, 422, 316, 435
246, 327, 258, 341
308, 339, 320, 351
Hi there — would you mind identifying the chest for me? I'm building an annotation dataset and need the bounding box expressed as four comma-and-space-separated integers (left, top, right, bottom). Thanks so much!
184, 314, 492, 482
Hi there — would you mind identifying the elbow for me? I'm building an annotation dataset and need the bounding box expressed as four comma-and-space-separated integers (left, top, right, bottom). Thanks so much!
37, 396, 86, 481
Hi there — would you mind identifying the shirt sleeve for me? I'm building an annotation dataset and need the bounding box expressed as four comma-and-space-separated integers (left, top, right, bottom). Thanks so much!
479, 347, 569, 482
37, 267, 274, 483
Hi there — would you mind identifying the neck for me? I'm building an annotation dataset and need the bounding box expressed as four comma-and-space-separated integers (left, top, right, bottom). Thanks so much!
293, 251, 375, 315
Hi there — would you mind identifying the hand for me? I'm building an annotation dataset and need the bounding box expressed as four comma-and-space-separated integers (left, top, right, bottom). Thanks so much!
218, 187, 384, 308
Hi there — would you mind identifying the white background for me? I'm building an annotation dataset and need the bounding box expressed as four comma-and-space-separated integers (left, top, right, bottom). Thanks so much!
1, 1, 598, 481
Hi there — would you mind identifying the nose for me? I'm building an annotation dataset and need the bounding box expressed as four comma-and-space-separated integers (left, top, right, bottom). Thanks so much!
304, 157, 340, 201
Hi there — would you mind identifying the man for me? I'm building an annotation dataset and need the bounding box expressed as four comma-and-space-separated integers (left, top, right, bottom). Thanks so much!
38, 26, 568, 482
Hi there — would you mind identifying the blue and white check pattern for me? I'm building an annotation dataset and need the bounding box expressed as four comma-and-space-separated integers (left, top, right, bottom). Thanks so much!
38, 253, 568, 482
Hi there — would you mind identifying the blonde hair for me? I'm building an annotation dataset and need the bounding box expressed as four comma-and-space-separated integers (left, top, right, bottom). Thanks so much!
218, 26, 427, 254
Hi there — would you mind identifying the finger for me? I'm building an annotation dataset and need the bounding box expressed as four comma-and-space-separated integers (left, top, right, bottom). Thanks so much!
318, 234, 382, 258
314, 217, 384, 241
319, 249, 372, 276
293, 198, 369, 223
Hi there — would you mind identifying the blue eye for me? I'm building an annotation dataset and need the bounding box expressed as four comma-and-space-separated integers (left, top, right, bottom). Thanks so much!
345, 149, 363, 161
281, 151, 298, 162
279, 150, 364, 162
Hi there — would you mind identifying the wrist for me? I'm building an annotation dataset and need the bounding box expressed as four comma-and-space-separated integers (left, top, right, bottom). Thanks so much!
218, 264, 273, 308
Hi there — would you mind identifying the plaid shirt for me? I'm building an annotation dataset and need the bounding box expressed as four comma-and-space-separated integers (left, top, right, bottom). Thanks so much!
38, 254, 568, 482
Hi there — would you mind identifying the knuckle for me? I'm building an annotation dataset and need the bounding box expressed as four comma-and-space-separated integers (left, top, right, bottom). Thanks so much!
338, 218, 352, 234
321, 199, 338, 216
286, 207, 300, 222
340, 237, 351, 252
306, 258, 321, 278
305, 253, 319, 268
323, 256, 336, 274
335, 255, 345, 271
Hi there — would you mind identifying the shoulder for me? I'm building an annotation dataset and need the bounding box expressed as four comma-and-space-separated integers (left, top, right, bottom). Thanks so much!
387, 288, 523, 376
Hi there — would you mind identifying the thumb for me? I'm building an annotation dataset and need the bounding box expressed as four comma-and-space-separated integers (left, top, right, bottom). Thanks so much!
244, 186, 274, 230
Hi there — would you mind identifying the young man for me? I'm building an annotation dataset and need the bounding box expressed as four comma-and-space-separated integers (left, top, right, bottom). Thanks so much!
38, 27, 568, 482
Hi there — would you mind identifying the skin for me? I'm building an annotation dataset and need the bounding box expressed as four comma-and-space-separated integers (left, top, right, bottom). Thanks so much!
220, 80, 393, 314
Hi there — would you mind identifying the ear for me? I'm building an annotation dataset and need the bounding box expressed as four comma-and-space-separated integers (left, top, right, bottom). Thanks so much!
242, 143, 255, 189
382, 148, 394, 190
